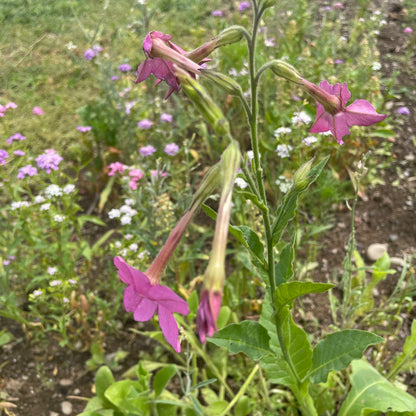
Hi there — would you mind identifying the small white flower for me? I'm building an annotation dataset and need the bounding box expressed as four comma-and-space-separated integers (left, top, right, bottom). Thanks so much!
45, 184, 63, 198
63, 297, 70, 303
32, 289, 43, 298
120, 214, 132, 225
129, 243, 138, 252
50, 280, 62, 287
108, 209, 121, 219
124, 233, 133, 240
68, 279, 77, 284
124, 198, 135, 206
40, 203, 51, 211
274, 127, 292, 137
371, 62, 382, 71
11, 201, 30, 210
138, 250, 150, 259
115, 241, 122, 248
48, 267, 57, 275
291, 111, 311, 125
63, 184, 75, 194
119, 248, 128, 257
235, 177, 249, 189
34, 195, 46, 204
65, 41, 77, 50
246, 150, 254, 161
275, 176, 292, 193
275, 144, 293, 158
53, 214, 65, 222
228, 68, 238, 76
120, 205, 137, 216
302, 136, 318, 146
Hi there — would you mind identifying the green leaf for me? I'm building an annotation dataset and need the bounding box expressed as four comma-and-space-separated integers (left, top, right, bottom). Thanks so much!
275, 242, 294, 286
208, 320, 270, 360
309, 330, 384, 384
274, 281, 334, 309
95, 366, 115, 400
105, 380, 149, 414
99, 175, 115, 213
77, 215, 106, 228
272, 156, 329, 246
234, 395, 252, 416
232, 225, 264, 262
153, 365, 177, 398
338, 360, 416, 416
238, 190, 267, 211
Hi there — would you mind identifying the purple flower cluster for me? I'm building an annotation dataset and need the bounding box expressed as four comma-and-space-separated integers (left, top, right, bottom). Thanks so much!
7, 133, 26, 145
139, 145, 156, 156
35, 149, 63, 173
76, 126, 92, 133
0, 102, 17, 117
17, 164, 38, 179
164, 143, 179, 156
238, 1, 251, 11
118, 63, 132, 72
0, 149, 8, 165
137, 119, 153, 129
84, 45, 103, 61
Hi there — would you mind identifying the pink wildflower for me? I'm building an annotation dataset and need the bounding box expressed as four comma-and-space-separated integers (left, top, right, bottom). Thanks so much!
197, 289, 222, 343
0, 149, 9, 165
76, 126, 92, 133
32, 107, 44, 115
107, 162, 125, 176
140, 145, 156, 156
404, 27, 413, 33
6, 102, 17, 109
300, 79, 387, 144
238, 1, 251, 12
7, 133, 26, 145
36, 149, 63, 173
129, 169, 144, 190
17, 164, 38, 179
212, 10, 223, 17
164, 143, 179, 156
137, 119, 153, 129
160, 113, 173, 123
150, 170, 167, 178
333, 2, 344, 9
135, 31, 207, 99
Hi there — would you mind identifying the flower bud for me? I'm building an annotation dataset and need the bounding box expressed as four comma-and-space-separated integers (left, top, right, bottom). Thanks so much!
293, 157, 314, 191
202, 71, 243, 96
270, 60, 302, 84
214, 26, 244, 47
261, 0, 277, 8
175, 67, 231, 136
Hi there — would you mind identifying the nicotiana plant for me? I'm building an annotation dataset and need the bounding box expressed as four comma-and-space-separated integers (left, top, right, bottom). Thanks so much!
83, 0, 416, 415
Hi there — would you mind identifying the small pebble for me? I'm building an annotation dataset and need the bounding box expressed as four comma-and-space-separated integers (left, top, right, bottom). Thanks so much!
366, 243, 388, 261
61, 401, 73, 415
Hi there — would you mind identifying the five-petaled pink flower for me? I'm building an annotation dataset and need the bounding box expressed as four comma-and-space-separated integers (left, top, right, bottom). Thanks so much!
135, 31, 206, 99
114, 256, 189, 353
301, 79, 387, 144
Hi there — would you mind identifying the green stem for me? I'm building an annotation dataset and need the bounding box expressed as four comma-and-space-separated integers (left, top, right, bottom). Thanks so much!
218, 364, 259, 416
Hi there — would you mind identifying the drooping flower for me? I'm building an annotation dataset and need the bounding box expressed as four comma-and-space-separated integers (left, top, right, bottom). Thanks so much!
17, 164, 38, 179
135, 31, 203, 99
32, 106, 44, 115
300, 79, 387, 144
35, 149, 63, 173
164, 143, 179, 156
197, 141, 240, 343
114, 256, 189, 352
137, 119, 153, 129
139, 145, 156, 156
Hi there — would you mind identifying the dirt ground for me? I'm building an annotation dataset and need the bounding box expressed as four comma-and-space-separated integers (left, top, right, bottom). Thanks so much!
1, 3, 415, 415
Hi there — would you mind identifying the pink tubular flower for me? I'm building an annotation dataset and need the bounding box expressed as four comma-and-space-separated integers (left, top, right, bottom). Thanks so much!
135, 31, 207, 99
197, 289, 222, 343
301, 79, 387, 144
114, 256, 189, 353
107, 162, 125, 176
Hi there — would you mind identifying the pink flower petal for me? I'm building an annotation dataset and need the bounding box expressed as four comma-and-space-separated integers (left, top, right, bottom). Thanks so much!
123, 285, 143, 312
148, 285, 190, 314
345, 100, 387, 125
158, 305, 181, 352
133, 297, 157, 321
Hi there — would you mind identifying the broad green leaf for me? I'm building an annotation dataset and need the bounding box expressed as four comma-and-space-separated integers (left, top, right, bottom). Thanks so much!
235, 395, 252, 416
274, 281, 334, 309
153, 365, 177, 398
338, 360, 416, 416
208, 320, 270, 360
272, 156, 329, 246
232, 225, 264, 262
95, 366, 115, 400
275, 242, 294, 286
217, 306, 232, 330
206, 400, 228, 415
309, 330, 384, 384
105, 380, 149, 413
259, 294, 296, 388
279, 307, 312, 380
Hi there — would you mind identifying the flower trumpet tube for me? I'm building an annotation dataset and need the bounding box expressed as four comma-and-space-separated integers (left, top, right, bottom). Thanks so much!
175, 67, 231, 137
197, 140, 241, 343
115, 163, 221, 352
